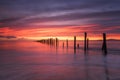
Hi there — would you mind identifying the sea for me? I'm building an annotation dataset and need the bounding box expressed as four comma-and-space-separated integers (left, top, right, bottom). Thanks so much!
0, 40, 120, 80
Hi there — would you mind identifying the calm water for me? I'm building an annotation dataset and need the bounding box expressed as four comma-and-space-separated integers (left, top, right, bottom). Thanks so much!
0, 40, 120, 80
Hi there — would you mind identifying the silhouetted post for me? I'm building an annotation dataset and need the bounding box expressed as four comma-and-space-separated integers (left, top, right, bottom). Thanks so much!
77, 44, 79, 48
87, 38, 89, 50
74, 36, 76, 49
102, 33, 107, 54
66, 39, 68, 48
84, 32, 87, 51
74, 36, 76, 53
63, 42, 64, 48
56, 38, 58, 47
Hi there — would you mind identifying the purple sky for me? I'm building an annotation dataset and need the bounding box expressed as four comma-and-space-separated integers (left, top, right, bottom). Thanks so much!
0, 0, 120, 40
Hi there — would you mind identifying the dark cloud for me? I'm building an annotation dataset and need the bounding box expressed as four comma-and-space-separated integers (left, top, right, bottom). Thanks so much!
0, 0, 120, 34
26, 10, 120, 22
0, 32, 4, 33
0, 35, 17, 39
0, 17, 24, 23
6, 36, 16, 39
0, 10, 120, 28
0, 16, 26, 28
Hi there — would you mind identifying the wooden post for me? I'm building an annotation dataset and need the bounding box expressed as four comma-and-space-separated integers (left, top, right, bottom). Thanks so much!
74, 36, 76, 54
56, 38, 58, 47
87, 38, 89, 50
102, 33, 107, 54
84, 32, 87, 51
66, 39, 68, 48
63, 42, 64, 48
77, 44, 79, 48
74, 36, 76, 49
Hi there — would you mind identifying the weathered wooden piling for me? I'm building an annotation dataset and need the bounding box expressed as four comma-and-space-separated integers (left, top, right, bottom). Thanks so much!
87, 38, 89, 50
102, 33, 107, 53
66, 39, 68, 48
77, 44, 79, 48
84, 32, 87, 51
63, 42, 64, 48
37, 38, 57, 47
74, 36, 76, 53
56, 38, 59, 48
74, 36, 76, 49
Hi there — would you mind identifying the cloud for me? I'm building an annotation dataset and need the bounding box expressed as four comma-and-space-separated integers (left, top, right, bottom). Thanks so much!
0, 0, 120, 37
0, 32, 4, 33
0, 35, 17, 39
0, 17, 25, 23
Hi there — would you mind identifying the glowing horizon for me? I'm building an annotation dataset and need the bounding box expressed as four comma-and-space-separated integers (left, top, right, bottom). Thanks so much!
0, 26, 120, 41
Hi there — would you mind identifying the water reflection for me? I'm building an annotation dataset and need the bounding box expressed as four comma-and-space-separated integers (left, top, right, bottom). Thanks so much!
83, 50, 110, 80
74, 48, 76, 54
103, 53, 110, 80
0, 41, 120, 80
84, 51, 89, 80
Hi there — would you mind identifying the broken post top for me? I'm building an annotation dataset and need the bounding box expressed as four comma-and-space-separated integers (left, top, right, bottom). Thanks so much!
74, 36, 76, 39
84, 32, 87, 37
103, 33, 106, 37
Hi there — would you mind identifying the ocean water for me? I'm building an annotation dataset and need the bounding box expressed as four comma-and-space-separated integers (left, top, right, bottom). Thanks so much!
0, 40, 120, 80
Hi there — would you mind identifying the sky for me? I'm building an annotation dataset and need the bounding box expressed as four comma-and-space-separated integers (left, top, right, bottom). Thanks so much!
0, 0, 120, 40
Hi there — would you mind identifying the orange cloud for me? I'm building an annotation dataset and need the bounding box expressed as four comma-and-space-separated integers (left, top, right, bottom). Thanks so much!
0, 25, 120, 40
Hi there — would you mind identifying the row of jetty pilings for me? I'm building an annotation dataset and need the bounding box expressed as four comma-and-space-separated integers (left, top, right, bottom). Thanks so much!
36, 38, 59, 47
73, 32, 107, 54
37, 32, 107, 54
